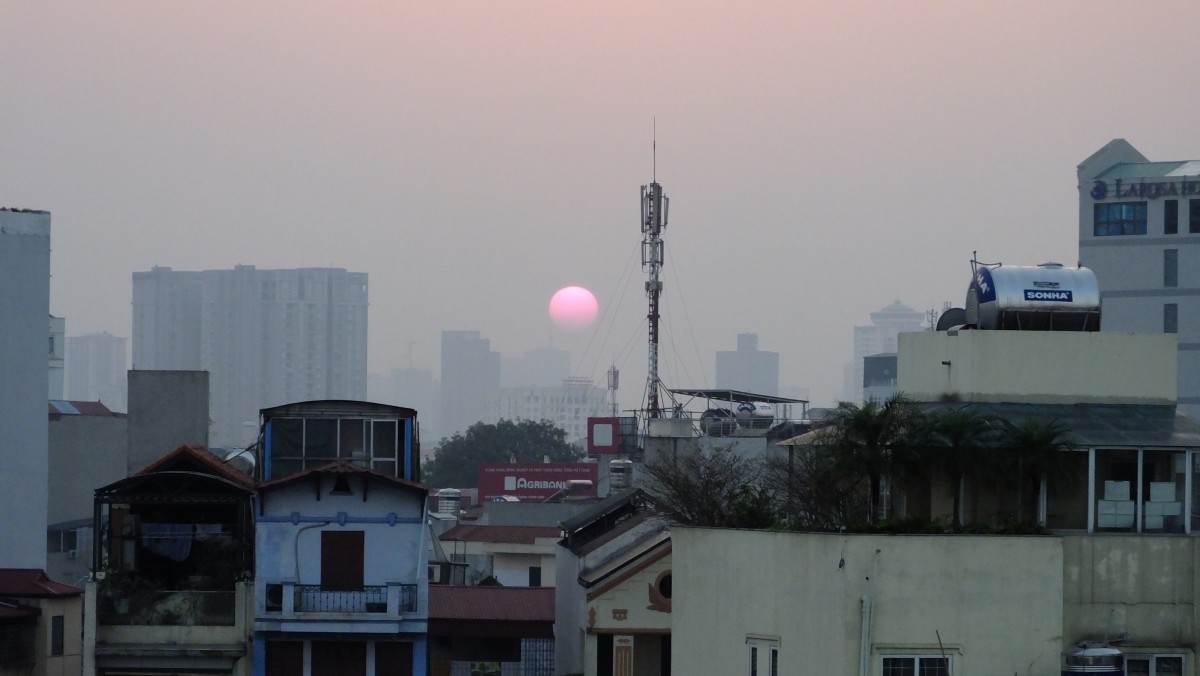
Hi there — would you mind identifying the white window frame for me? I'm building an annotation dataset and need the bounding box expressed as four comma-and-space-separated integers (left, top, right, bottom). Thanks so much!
1124, 652, 1186, 675
746, 635, 780, 676
879, 653, 952, 675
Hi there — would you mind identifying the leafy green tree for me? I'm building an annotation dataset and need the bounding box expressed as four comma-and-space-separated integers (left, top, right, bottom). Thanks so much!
998, 418, 1075, 523
422, 419, 583, 488
817, 393, 926, 523
923, 407, 1002, 529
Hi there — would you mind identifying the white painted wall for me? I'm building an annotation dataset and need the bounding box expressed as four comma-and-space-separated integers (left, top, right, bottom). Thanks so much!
0, 209, 51, 568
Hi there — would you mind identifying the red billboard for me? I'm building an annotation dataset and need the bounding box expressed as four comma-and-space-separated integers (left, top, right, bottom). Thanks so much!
477, 463, 599, 501
588, 417, 620, 456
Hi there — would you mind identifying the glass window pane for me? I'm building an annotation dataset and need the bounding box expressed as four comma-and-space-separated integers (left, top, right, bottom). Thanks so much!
1158, 656, 1184, 676
1126, 657, 1150, 676
304, 419, 337, 460
1142, 451, 1185, 533
749, 646, 757, 676
883, 657, 915, 676
372, 420, 398, 461
272, 418, 304, 458
920, 657, 949, 676
339, 419, 367, 459
1095, 449, 1138, 531
372, 460, 396, 477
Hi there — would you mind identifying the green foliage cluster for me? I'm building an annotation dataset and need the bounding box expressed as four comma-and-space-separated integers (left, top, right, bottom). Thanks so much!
642, 393, 1076, 535
421, 419, 584, 488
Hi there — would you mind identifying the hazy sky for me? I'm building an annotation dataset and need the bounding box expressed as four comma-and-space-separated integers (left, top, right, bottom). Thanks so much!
5, 1, 1199, 409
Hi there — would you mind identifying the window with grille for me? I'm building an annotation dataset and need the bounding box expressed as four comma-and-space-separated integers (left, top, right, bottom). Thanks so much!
1126, 654, 1185, 676
881, 655, 951, 676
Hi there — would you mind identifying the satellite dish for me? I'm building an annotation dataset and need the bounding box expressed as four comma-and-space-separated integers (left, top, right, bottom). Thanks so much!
936, 307, 967, 331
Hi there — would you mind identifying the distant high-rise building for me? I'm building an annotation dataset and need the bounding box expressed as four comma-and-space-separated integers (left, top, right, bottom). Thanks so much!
843, 301, 925, 403
369, 366, 438, 444
487, 376, 608, 446
132, 265, 368, 448
48, 315, 65, 399
440, 330, 501, 438
715, 333, 779, 395
501, 346, 571, 388
1078, 139, 1200, 421
65, 331, 128, 412
0, 208, 51, 568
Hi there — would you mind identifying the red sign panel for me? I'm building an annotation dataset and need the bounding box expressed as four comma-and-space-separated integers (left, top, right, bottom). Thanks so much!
477, 463, 599, 501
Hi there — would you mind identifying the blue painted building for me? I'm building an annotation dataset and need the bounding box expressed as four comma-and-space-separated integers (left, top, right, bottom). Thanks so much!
253, 401, 429, 676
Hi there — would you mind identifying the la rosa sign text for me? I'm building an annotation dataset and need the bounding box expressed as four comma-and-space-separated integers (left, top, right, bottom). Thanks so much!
1091, 179, 1200, 201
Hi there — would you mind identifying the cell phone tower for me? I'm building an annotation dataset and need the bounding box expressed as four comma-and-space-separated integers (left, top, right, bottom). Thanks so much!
641, 140, 669, 419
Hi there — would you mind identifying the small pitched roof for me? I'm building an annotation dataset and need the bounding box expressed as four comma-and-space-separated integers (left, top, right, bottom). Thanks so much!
137, 444, 255, 489
48, 400, 125, 420
440, 524, 560, 544
0, 570, 82, 598
429, 586, 554, 623
257, 459, 427, 495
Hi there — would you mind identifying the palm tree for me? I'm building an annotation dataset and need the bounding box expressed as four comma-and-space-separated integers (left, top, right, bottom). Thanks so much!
925, 407, 1001, 529
816, 393, 926, 523
999, 418, 1075, 524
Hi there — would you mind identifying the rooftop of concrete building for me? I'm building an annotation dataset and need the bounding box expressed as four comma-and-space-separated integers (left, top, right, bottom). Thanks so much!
1096, 160, 1200, 180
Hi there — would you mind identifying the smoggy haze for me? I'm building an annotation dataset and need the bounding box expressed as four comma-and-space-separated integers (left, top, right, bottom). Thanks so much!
4, 1, 1199, 408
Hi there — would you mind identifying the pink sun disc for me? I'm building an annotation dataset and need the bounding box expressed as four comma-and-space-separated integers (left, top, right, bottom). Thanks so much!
549, 286, 599, 330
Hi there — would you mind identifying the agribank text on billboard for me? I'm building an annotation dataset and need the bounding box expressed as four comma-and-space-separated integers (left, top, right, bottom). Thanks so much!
477, 463, 598, 501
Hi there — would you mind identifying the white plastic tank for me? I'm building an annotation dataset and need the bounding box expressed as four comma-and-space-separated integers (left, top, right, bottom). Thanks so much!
609, 459, 634, 492
735, 402, 775, 429
436, 488, 462, 514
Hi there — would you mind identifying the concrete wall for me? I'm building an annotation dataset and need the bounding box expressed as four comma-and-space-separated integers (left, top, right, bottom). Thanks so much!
0, 209, 51, 569
672, 529, 1063, 676
898, 331, 1177, 405
127, 370, 209, 472
1063, 535, 1199, 651
493, 551, 556, 587
48, 416, 127, 526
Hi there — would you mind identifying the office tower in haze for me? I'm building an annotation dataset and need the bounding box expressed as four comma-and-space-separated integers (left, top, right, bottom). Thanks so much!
715, 333, 780, 396
440, 330, 500, 438
66, 331, 129, 412
843, 301, 925, 403
132, 265, 367, 448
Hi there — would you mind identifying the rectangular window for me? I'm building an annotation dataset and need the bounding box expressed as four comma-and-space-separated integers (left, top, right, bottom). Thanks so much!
1165, 249, 1179, 287
748, 645, 758, 676
1126, 654, 1185, 675
50, 615, 64, 656
882, 655, 950, 676
1191, 199, 1200, 234
1165, 199, 1179, 234
770, 646, 779, 676
528, 566, 542, 587
1165, 303, 1179, 334
1094, 201, 1147, 236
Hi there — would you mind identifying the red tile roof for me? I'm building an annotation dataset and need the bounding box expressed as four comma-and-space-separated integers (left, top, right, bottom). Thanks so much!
429, 586, 554, 622
136, 444, 255, 489
439, 524, 561, 545
0, 569, 81, 598
258, 459, 427, 494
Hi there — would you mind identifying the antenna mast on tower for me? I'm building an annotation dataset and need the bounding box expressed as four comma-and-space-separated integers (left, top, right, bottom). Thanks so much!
641, 131, 669, 419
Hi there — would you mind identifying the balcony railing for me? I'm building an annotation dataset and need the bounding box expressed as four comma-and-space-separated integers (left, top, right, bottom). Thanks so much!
267, 581, 418, 616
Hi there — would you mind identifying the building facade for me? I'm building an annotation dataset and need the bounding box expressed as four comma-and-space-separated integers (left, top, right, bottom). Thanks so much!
48, 315, 65, 400
1078, 139, 1200, 421
132, 266, 368, 448
487, 377, 608, 446
65, 331, 128, 412
0, 208, 51, 569
842, 301, 925, 403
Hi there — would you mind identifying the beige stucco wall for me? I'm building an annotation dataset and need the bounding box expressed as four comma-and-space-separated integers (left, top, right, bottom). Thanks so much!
673, 529, 1062, 676
898, 331, 1177, 404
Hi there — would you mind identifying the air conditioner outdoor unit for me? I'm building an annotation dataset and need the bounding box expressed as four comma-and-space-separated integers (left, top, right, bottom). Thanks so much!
67, 550, 78, 560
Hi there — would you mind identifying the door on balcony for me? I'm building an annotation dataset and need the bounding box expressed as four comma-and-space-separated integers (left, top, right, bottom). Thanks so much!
266, 640, 303, 676
321, 531, 364, 590
313, 641, 366, 676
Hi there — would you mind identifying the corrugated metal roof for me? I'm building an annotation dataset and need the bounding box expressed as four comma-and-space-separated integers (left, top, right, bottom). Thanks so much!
1166, 160, 1200, 177
257, 459, 427, 495
136, 444, 256, 489
0, 569, 82, 598
429, 586, 554, 622
440, 524, 561, 544
918, 403, 1200, 448
1095, 161, 1190, 180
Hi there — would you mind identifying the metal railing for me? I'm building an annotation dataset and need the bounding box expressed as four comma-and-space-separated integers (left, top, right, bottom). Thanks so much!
96, 587, 236, 626
291, 583, 417, 614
